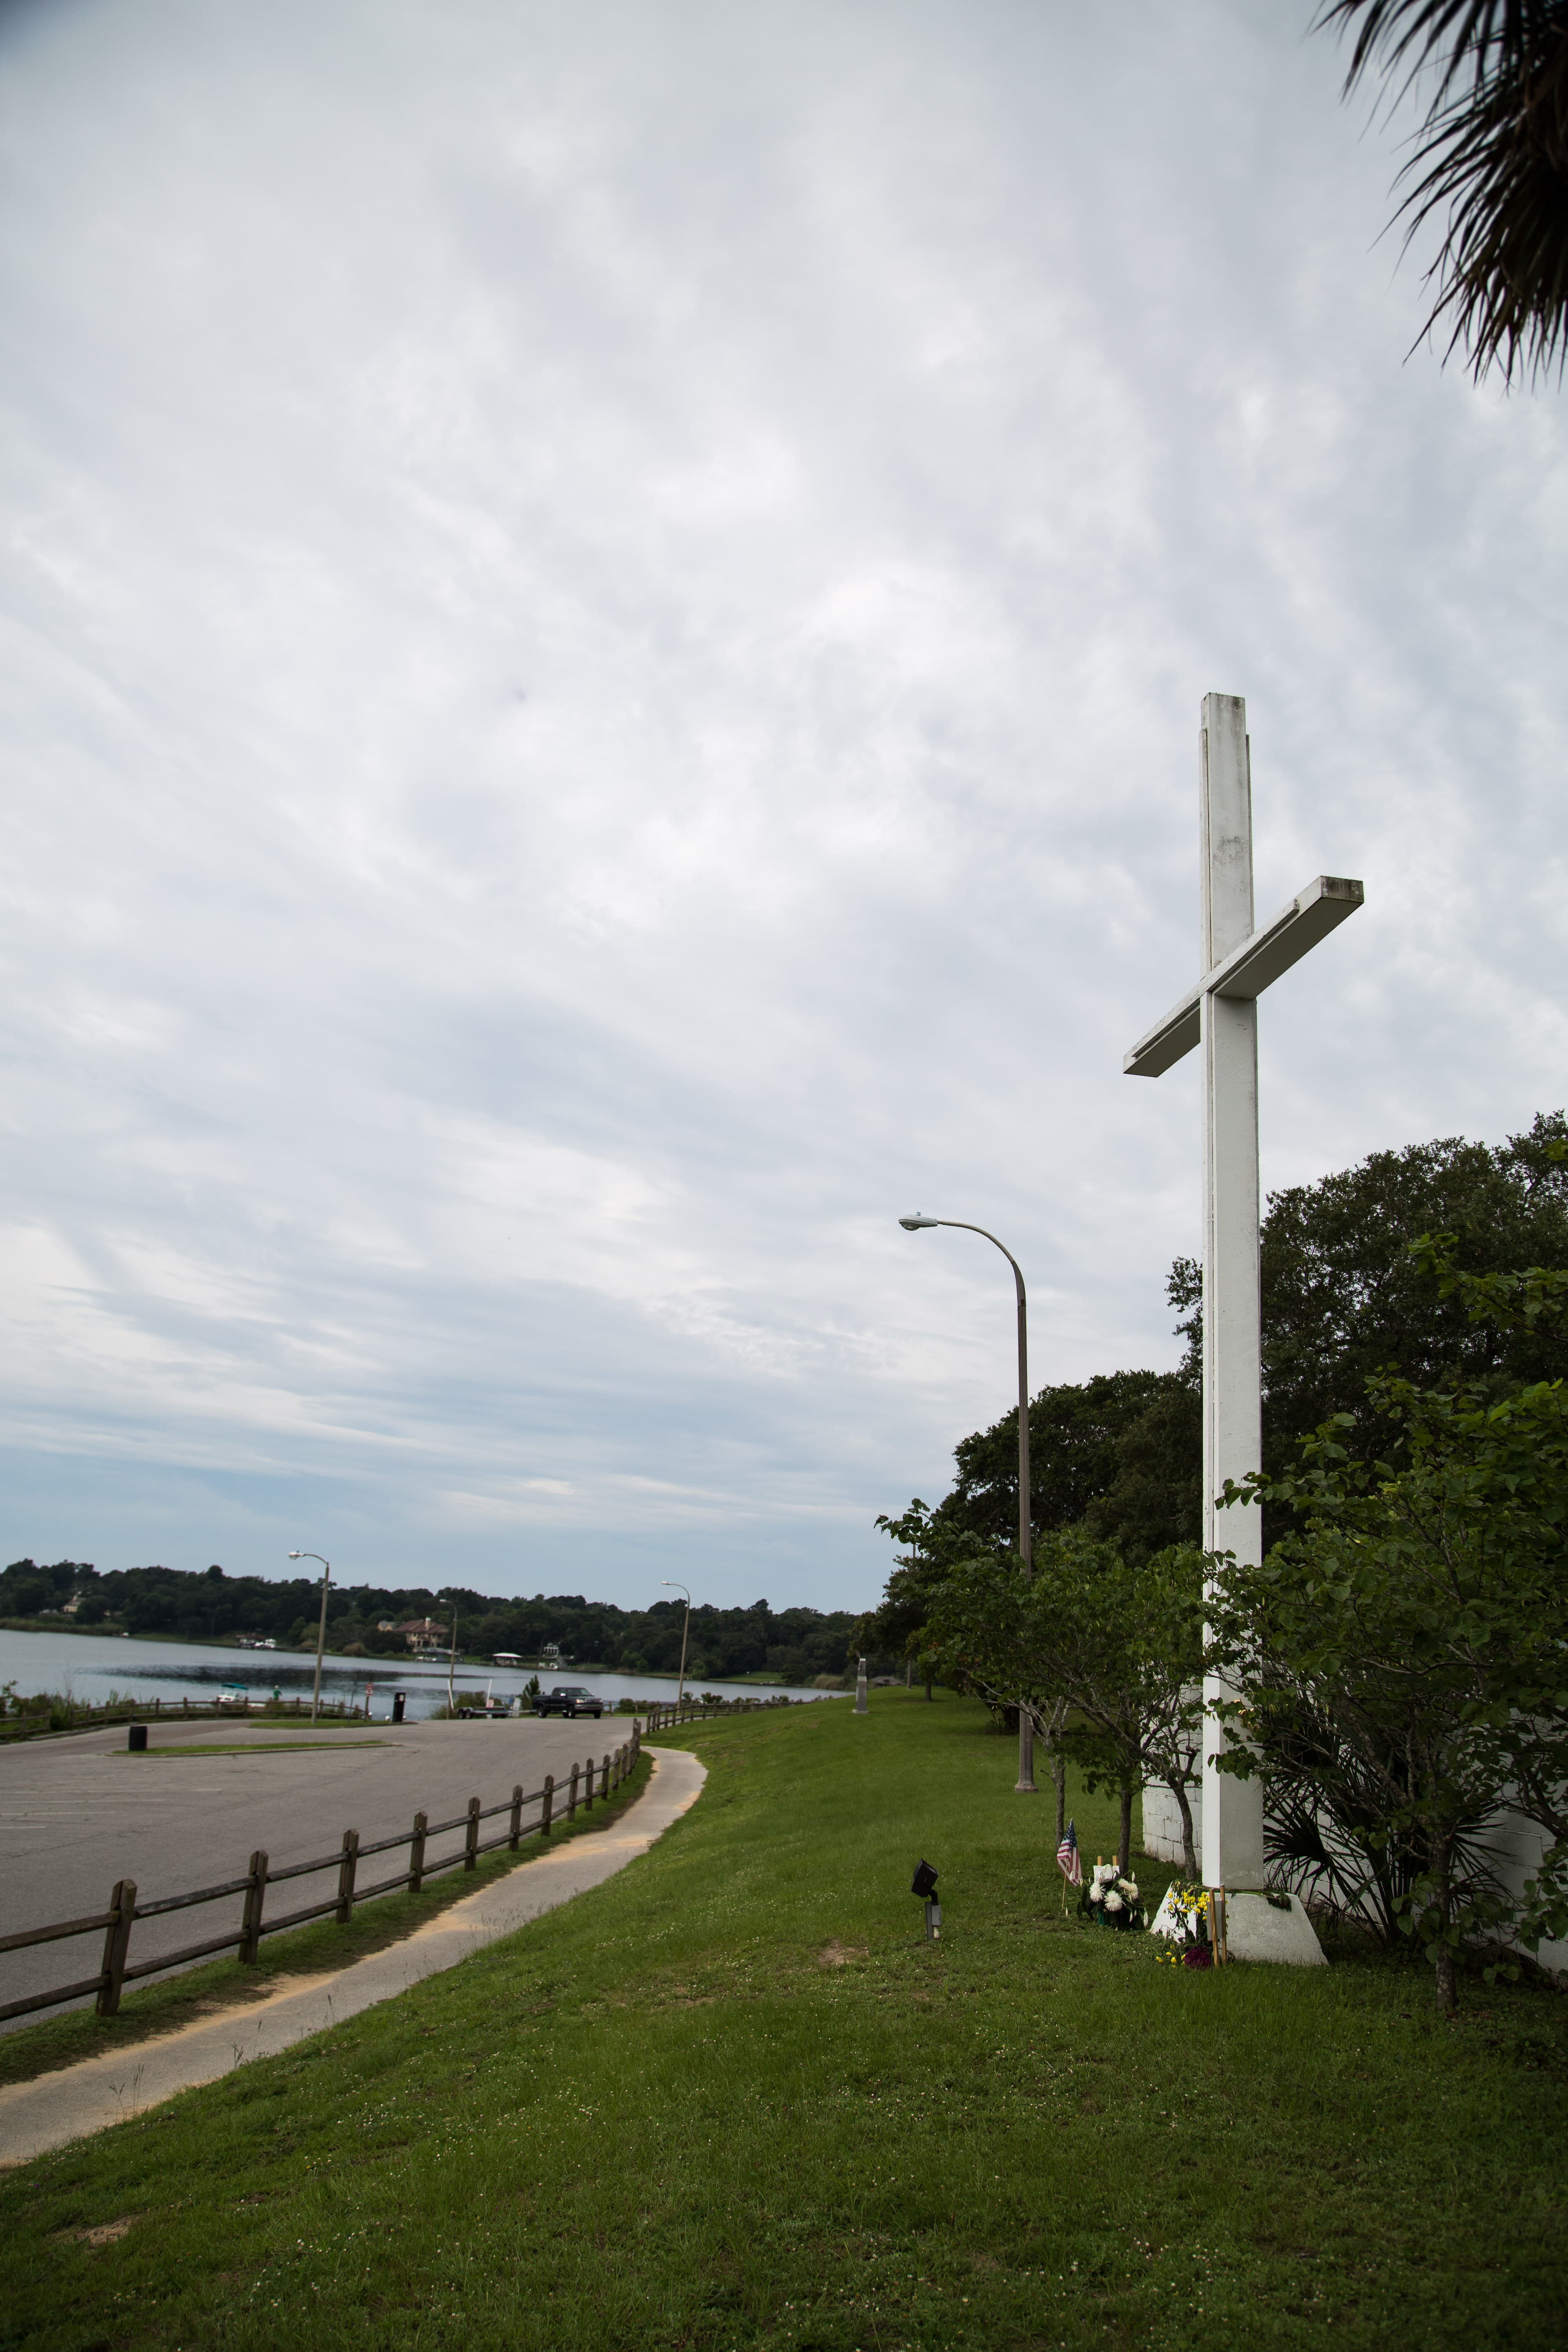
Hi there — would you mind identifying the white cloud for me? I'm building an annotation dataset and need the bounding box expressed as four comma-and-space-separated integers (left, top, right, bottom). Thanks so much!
0, 0, 1563, 1607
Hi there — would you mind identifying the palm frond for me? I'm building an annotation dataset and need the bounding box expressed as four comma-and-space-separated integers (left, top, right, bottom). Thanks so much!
1316, 0, 1568, 382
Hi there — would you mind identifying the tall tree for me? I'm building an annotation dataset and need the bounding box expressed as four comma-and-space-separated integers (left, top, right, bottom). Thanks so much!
930, 1370, 1201, 1565
923, 1539, 1206, 1877
1169, 1113, 1568, 1492
1210, 1249, 1568, 2010
1319, 0, 1568, 381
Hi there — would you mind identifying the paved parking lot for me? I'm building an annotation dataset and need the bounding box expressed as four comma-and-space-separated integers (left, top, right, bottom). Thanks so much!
0, 1714, 634, 2026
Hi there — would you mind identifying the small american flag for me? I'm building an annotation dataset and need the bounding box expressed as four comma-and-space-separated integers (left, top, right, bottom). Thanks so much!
1057, 1818, 1082, 1886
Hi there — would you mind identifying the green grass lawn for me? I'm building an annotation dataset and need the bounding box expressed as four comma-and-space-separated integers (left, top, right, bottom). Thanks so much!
2, 1692, 1564, 2352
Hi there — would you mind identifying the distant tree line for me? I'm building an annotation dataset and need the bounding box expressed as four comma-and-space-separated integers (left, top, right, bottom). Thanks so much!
0, 1557, 861, 1683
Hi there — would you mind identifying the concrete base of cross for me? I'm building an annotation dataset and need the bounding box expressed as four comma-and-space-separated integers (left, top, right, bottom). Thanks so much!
1225, 1889, 1326, 1966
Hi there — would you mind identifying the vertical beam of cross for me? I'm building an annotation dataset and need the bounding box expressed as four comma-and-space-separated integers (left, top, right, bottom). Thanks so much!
1125, 692, 1363, 1897
1198, 697, 1267, 1891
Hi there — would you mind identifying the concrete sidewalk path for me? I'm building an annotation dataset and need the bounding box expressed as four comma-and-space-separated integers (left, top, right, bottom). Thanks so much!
0, 1745, 704, 2167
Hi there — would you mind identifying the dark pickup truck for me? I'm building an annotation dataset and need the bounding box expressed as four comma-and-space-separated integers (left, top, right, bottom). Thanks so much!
532, 1684, 605, 1719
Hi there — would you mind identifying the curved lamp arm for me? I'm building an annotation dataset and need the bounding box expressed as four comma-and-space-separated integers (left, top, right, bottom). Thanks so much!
897, 1216, 1030, 1572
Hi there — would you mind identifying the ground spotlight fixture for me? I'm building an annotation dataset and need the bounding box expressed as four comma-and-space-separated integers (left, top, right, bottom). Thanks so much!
911, 1858, 941, 1941
899, 1214, 939, 1230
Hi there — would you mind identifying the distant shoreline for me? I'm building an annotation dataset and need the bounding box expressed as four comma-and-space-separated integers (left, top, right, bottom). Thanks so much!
0, 1624, 837, 1691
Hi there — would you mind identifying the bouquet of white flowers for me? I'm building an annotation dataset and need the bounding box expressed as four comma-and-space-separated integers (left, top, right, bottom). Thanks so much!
1079, 1858, 1146, 1933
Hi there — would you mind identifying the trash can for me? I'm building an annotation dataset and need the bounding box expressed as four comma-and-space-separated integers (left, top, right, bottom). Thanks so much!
392, 1691, 406, 1724
127, 1723, 147, 1752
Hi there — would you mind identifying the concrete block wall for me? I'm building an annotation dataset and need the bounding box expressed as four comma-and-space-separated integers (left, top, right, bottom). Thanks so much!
1139, 1779, 1567, 1976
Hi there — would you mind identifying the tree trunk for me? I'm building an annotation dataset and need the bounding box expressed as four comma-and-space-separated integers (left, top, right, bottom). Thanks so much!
1170, 1777, 1197, 1881
924, 1673, 933, 1702
1430, 1842, 1458, 2012
1052, 1750, 1066, 1848
1118, 1782, 1133, 1877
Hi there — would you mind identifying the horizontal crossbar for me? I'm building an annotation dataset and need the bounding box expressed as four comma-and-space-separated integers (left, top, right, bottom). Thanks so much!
135, 1874, 254, 1918
123, 1929, 245, 1982
0, 1911, 115, 1956
1124, 874, 1363, 1078
0, 1972, 108, 2022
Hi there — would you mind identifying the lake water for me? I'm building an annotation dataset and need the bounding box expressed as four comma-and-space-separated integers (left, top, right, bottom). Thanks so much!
0, 1626, 839, 1720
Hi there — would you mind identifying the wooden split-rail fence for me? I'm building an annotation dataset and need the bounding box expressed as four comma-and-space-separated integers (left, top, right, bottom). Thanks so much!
642, 1692, 806, 1733
0, 1726, 641, 2026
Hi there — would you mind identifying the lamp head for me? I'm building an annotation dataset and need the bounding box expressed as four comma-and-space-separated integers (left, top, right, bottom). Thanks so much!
911, 1858, 939, 1900
899, 1214, 939, 1231
288, 1551, 302, 1560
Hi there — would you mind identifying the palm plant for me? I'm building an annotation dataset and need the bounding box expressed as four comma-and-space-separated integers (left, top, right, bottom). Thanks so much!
1319, 0, 1568, 381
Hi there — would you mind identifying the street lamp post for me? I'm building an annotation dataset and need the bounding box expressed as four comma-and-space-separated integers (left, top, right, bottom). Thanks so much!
440, 1595, 460, 1716
898, 1215, 1037, 1794
661, 1581, 691, 1702
287, 1552, 332, 1724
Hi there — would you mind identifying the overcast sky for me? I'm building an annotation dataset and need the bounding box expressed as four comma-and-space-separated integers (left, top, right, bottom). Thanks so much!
1, 0, 1564, 1614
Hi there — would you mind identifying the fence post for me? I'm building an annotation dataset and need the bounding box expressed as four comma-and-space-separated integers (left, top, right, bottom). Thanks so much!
336, 1829, 360, 1924
96, 1878, 136, 2018
583, 1754, 595, 1811
600, 1753, 610, 1800
568, 1762, 580, 1820
465, 1796, 481, 1869
410, 1809, 428, 1893
240, 1849, 269, 1962
509, 1782, 523, 1850
541, 1772, 554, 1836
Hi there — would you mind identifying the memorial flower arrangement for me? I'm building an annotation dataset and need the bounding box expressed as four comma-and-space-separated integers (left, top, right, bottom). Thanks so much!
1079, 1858, 1147, 1932
1151, 1879, 1214, 1967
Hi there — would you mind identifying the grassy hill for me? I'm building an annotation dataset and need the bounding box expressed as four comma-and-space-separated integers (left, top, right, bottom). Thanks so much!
2, 1691, 1564, 2350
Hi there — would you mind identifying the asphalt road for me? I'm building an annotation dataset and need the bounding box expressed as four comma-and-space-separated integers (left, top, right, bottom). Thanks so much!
0, 1750, 705, 2165
0, 1714, 632, 2028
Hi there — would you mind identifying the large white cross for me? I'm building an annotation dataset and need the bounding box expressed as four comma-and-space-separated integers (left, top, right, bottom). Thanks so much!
1125, 693, 1363, 1898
